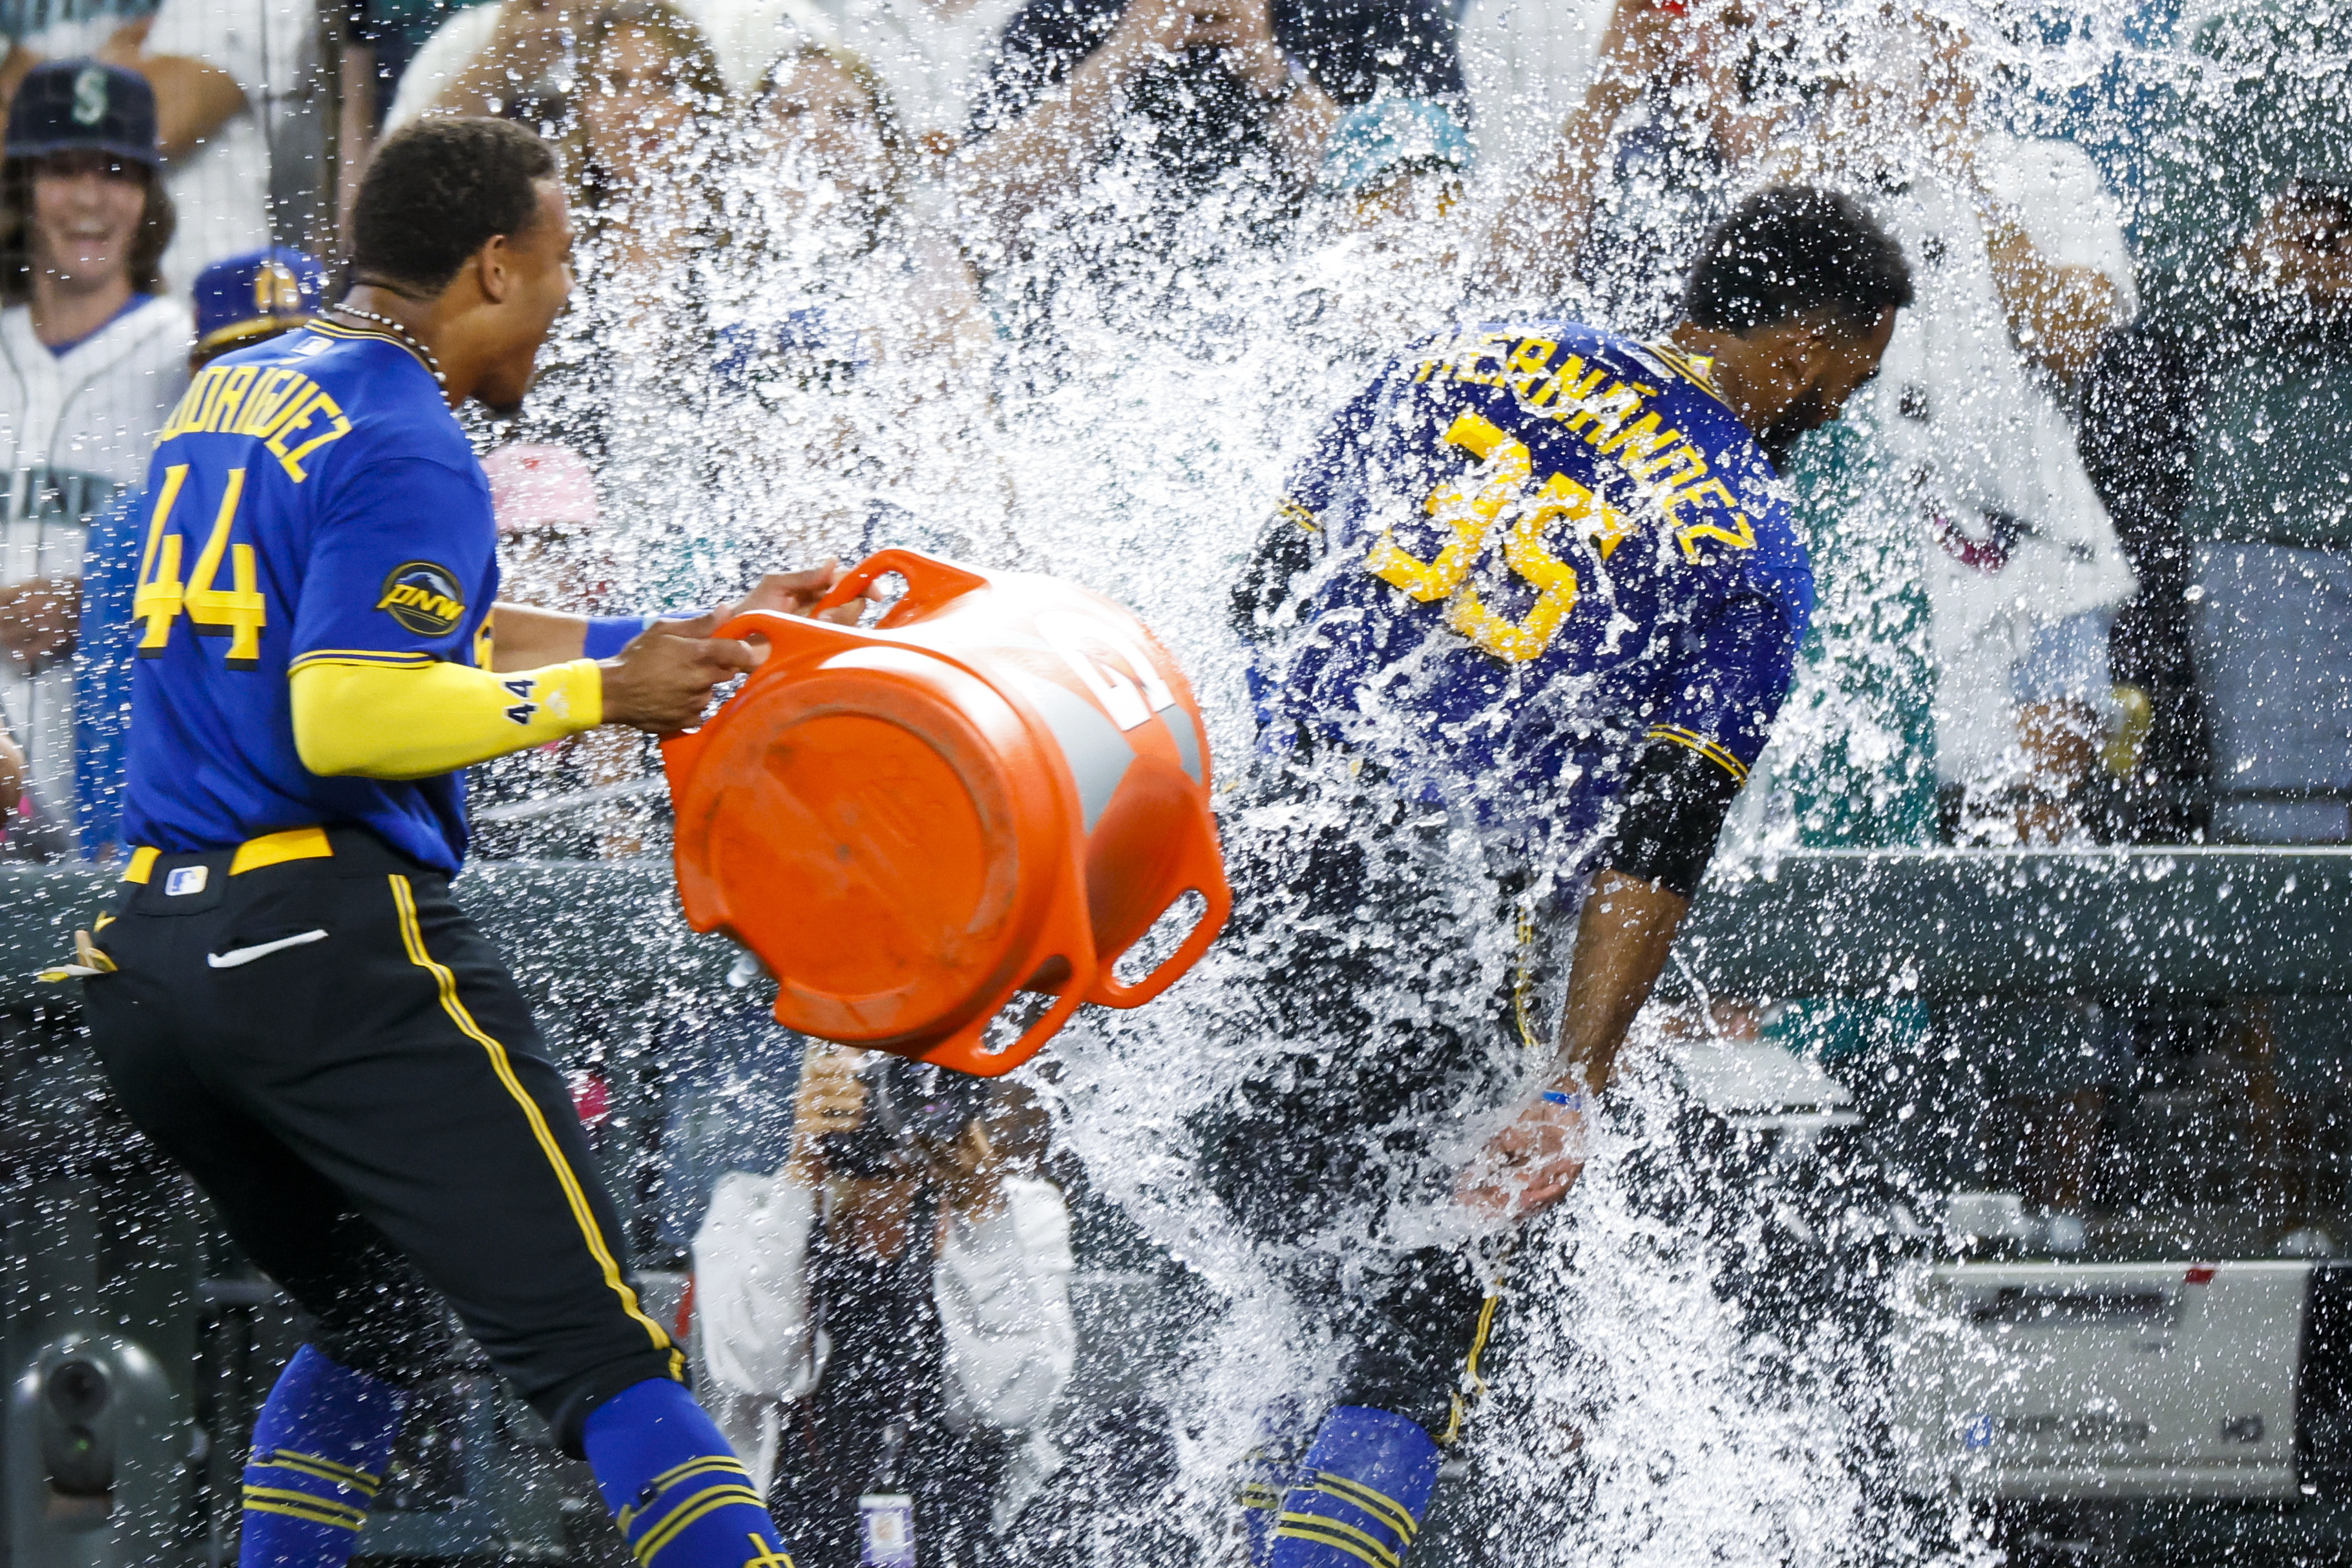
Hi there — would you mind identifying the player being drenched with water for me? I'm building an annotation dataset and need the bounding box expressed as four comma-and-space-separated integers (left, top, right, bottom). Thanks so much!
1219, 187, 1913, 1561
70, 118, 856, 1568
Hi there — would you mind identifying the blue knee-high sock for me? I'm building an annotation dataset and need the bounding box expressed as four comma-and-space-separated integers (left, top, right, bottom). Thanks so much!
1268, 1406, 1442, 1568
1240, 1396, 1313, 1566
239, 1345, 410, 1568
583, 1378, 797, 1568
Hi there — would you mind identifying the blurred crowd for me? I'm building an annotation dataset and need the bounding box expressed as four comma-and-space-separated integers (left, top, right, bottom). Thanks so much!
0, 0, 2348, 1557
0, 0, 2343, 869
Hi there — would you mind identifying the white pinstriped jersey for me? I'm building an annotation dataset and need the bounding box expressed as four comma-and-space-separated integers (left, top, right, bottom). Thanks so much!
0, 295, 189, 850
146, 0, 274, 290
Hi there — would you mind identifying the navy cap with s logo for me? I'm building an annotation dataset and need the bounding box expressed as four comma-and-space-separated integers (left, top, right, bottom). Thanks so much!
5, 60, 161, 169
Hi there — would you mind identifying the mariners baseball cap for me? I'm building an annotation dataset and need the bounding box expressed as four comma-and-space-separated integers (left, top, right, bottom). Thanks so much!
193, 248, 330, 358
6, 60, 160, 167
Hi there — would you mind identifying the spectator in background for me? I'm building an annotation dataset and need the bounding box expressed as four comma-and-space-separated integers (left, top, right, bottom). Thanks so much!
0, 0, 147, 69
0, 61, 186, 858
2132, 0, 2350, 324
691, 1044, 1071, 1567
1456, 0, 1617, 203
349, 0, 499, 129
467, 443, 661, 859
565, 1, 729, 291
834, 0, 1022, 180
1792, 16, 2137, 845
2082, 174, 2352, 844
74, 246, 324, 862
384, 0, 832, 123
521, 1, 733, 459
736, 38, 992, 363
954, 0, 1467, 263
707, 38, 1011, 565
96, 0, 273, 288
0, 0, 152, 94
1480, 0, 1786, 327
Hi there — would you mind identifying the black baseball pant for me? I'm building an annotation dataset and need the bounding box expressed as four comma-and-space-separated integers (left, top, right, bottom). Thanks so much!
79, 826, 681, 1455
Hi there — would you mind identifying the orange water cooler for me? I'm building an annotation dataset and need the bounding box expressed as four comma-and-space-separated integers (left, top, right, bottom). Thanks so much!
661, 550, 1231, 1076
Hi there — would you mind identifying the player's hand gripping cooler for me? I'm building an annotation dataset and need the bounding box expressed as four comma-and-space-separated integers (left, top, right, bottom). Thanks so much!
661, 550, 1232, 1076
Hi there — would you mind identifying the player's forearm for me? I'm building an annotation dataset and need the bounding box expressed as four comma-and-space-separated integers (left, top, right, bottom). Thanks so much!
289, 655, 600, 780
1552, 870, 1688, 1092
488, 601, 588, 669
1553, 734, 1747, 1089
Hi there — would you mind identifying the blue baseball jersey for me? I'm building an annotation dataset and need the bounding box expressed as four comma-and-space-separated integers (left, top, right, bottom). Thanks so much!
119, 322, 499, 874
1249, 321, 1813, 854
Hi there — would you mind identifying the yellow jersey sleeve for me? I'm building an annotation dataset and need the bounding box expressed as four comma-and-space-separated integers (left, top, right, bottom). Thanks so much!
288, 655, 604, 781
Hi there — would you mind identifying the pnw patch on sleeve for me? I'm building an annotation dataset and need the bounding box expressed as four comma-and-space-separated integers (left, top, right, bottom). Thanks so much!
376, 561, 467, 637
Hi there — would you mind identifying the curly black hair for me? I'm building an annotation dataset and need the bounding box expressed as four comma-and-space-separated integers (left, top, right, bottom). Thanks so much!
1685, 185, 1915, 337
351, 116, 561, 297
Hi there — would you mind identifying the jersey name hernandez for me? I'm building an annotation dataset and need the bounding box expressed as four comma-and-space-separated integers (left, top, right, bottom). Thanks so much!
120, 323, 503, 873
1250, 321, 1814, 847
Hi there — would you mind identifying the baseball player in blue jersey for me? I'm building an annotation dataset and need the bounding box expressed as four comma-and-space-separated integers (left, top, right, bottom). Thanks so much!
1219, 187, 1913, 1563
69, 118, 841, 1568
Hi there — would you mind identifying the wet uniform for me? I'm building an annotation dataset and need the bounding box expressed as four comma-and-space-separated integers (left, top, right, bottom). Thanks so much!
79, 319, 684, 1452
1219, 322, 1809, 1543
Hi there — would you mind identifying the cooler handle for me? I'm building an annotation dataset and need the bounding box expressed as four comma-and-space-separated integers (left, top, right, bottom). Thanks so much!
656, 609, 869, 778
815, 549, 991, 626
1085, 827, 1234, 1010
917, 973, 1092, 1079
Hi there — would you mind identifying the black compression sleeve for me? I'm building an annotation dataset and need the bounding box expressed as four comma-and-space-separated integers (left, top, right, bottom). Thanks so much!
1602, 740, 1745, 899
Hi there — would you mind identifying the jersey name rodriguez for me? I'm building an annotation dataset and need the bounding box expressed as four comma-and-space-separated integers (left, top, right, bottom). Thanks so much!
118, 324, 515, 873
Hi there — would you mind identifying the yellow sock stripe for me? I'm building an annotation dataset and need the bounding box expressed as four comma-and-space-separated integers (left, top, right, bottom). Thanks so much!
631, 1484, 769, 1565
644, 1454, 752, 1497
1646, 723, 1748, 784
1311, 1473, 1417, 1541
243, 1498, 370, 1532
242, 1486, 368, 1529
388, 875, 678, 1372
1237, 1481, 1285, 1509
617, 1457, 753, 1534
1275, 1512, 1400, 1568
254, 1448, 381, 1496
740, 1534, 797, 1568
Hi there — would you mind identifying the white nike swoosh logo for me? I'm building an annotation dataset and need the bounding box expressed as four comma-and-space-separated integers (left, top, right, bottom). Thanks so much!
207, 930, 330, 969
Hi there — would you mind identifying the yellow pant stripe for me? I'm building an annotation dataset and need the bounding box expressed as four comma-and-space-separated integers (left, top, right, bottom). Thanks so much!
388, 875, 679, 1374
1311, 1473, 1417, 1540
1441, 1285, 1507, 1447
618, 1457, 752, 1533
1646, 723, 1748, 784
1275, 1512, 1400, 1568
242, 1486, 368, 1529
632, 1484, 768, 1565
253, 1449, 381, 1496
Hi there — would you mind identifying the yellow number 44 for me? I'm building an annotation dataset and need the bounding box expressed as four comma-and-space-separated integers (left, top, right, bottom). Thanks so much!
133, 464, 269, 668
